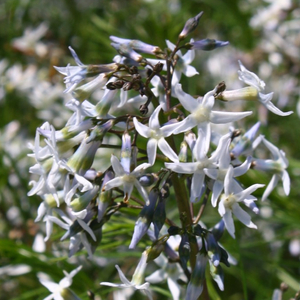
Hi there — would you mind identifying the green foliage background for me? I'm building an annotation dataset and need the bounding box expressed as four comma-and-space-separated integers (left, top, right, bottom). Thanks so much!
0, 0, 299, 299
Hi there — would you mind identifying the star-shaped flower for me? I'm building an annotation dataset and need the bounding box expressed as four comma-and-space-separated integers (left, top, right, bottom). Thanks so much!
218, 165, 264, 238
55, 47, 116, 94
133, 105, 179, 165
205, 133, 252, 207
39, 265, 82, 300
166, 129, 228, 203
237, 60, 293, 116
173, 84, 252, 150
145, 253, 186, 300
100, 251, 152, 300
253, 135, 290, 201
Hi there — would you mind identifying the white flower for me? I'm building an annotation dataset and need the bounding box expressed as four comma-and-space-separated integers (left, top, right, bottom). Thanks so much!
133, 105, 179, 165
218, 165, 264, 238
103, 154, 150, 203
166, 129, 228, 203
39, 266, 82, 300
204, 133, 252, 207
145, 254, 186, 300
173, 84, 252, 149
238, 60, 293, 116
253, 135, 290, 201
166, 39, 199, 85
101, 251, 152, 300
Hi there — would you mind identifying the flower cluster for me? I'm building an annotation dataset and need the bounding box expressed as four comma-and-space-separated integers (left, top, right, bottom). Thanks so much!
29, 12, 292, 300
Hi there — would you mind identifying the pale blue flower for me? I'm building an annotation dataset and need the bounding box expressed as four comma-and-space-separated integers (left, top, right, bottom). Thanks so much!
253, 135, 290, 200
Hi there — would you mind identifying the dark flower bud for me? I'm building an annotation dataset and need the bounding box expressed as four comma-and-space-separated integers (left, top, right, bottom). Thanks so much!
153, 197, 166, 238
139, 104, 148, 115
129, 187, 159, 249
139, 174, 155, 186
168, 226, 181, 236
179, 233, 190, 271
179, 12, 203, 40
194, 224, 206, 237
210, 219, 225, 241
219, 245, 230, 267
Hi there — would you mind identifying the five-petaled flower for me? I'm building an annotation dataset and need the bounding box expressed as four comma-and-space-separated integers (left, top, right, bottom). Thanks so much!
218, 165, 264, 238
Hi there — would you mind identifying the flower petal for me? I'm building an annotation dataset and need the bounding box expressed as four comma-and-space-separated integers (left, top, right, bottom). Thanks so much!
133, 118, 151, 138
158, 138, 179, 162
174, 84, 198, 112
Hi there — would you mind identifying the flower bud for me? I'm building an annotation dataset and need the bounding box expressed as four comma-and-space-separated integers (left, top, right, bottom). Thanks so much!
60, 288, 82, 300
185, 253, 207, 300
179, 233, 190, 271
231, 122, 260, 158
209, 261, 224, 291
111, 42, 143, 62
129, 187, 159, 249
86, 120, 115, 144
146, 235, 169, 263
110, 36, 162, 55
67, 138, 101, 175
97, 171, 114, 222
189, 39, 229, 51
139, 174, 155, 186
179, 12, 203, 40
121, 132, 131, 173
72, 73, 108, 102
69, 186, 99, 212
206, 233, 220, 266
178, 140, 188, 162
216, 86, 260, 102
153, 197, 166, 238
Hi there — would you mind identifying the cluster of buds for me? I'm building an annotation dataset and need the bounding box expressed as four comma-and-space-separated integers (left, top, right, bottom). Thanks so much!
28, 12, 292, 300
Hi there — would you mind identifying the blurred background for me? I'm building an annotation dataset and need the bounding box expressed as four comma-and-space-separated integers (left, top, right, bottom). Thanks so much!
0, 0, 300, 299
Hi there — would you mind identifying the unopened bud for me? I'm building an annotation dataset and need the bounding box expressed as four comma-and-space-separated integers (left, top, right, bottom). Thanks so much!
146, 236, 169, 263
189, 39, 229, 51
179, 233, 190, 271
179, 12, 203, 40
129, 188, 159, 249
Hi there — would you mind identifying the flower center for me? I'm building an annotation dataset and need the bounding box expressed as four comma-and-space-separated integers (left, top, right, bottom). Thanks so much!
223, 193, 237, 209
122, 174, 136, 183
150, 129, 162, 140
192, 105, 210, 123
